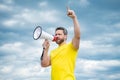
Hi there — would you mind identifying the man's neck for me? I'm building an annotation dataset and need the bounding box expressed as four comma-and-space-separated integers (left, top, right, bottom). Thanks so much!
59, 41, 66, 46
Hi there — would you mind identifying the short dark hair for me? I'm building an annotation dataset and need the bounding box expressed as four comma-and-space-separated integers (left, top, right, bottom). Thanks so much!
55, 27, 68, 35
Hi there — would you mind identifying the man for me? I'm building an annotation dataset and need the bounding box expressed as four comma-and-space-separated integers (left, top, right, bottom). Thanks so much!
41, 7, 80, 80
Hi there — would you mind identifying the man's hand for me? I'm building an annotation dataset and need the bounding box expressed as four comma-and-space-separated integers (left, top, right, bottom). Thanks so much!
67, 6, 76, 19
42, 39, 50, 50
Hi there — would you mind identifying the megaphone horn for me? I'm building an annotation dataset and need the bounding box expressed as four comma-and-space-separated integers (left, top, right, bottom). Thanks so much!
33, 26, 57, 41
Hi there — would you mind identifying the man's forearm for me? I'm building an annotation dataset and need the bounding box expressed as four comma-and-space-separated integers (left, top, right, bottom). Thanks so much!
41, 49, 50, 67
73, 16, 80, 39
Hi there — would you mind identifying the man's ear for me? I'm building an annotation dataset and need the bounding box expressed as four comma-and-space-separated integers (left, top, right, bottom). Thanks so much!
65, 35, 67, 40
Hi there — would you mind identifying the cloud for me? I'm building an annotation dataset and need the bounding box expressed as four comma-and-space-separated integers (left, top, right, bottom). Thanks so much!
113, 22, 120, 28
79, 39, 120, 60
0, 42, 23, 53
79, 0, 90, 7
75, 59, 120, 79
2, 19, 19, 27
2, 8, 61, 27
0, 4, 13, 11
3, 0, 14, 4
0, 41, 51, 80
38, 1, 48, 7
0, 61, 50, 80
1, 66, 13, 73
80, 40, 94, 48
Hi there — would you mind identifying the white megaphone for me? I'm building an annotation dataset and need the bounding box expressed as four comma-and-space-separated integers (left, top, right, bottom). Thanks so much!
33, 26, 58, 41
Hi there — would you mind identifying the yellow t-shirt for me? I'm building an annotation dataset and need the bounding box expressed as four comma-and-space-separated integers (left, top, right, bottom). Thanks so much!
50, 42, 78, 80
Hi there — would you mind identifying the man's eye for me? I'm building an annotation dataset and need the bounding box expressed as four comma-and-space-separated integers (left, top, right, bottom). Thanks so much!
55, 33, 62, 36
58, 34, 61, 35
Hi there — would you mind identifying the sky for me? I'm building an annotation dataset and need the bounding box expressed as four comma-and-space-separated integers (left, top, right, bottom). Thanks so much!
0, 0, 120, 80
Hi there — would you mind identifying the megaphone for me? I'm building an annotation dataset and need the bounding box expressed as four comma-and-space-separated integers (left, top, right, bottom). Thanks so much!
33, 26, 57, 41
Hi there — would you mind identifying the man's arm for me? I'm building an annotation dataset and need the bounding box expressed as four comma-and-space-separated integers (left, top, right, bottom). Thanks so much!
67, 7, 80, 50
41, 39, 51, 67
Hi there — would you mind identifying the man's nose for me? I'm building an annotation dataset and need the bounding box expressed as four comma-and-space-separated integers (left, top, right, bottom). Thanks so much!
56, 35, 59, 37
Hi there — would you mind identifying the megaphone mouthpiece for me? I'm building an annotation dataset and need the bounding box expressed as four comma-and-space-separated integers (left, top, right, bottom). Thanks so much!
52, 36, 58, 41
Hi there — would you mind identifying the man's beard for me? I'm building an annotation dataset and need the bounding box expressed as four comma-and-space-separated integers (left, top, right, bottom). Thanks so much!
56, 38, 64, 45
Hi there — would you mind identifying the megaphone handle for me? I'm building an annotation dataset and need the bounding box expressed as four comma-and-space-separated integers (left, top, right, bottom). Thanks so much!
40, 47, 45, 60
